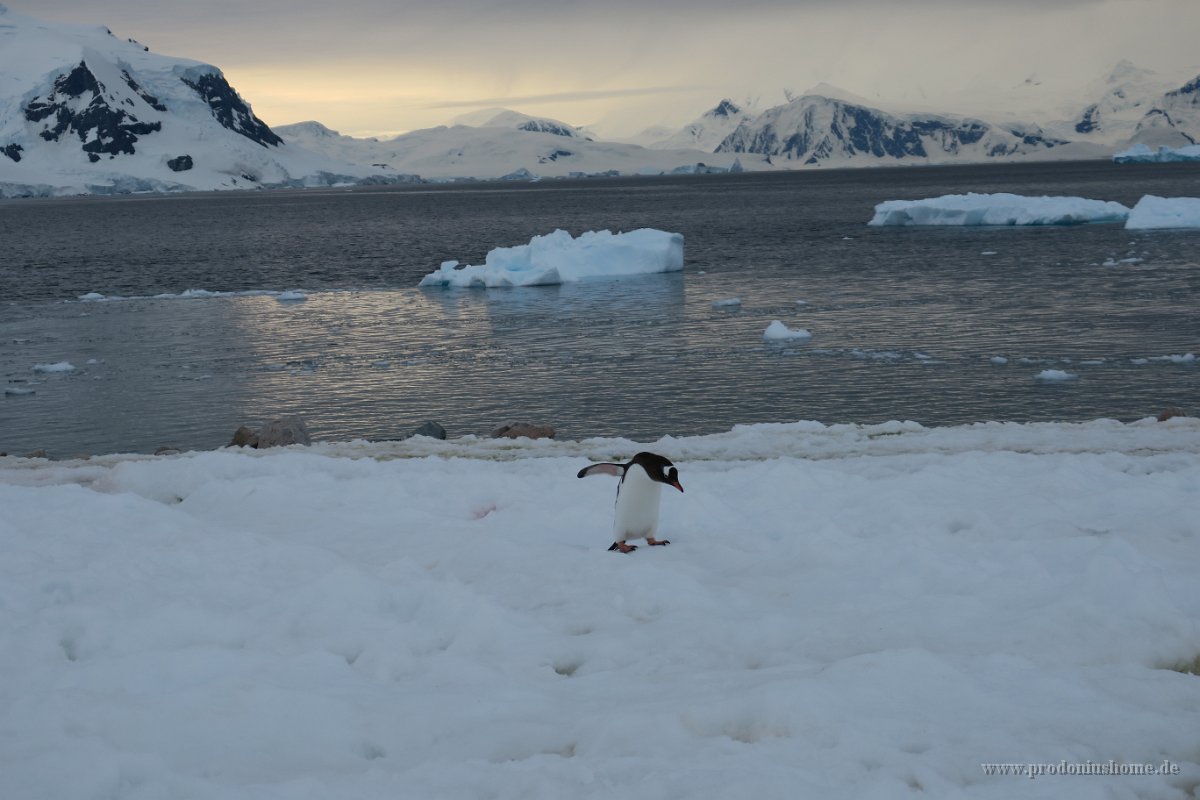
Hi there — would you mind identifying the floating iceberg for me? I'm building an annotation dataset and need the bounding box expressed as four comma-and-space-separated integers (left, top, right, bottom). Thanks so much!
1125, 195, 1200, 230
1034, 369, 1078, 382
32, 361, 75, 373
1113, 143, 1200, 163
869, 193, 1131, 226
712, 297, 742, 309
764, 320, 812, 341
418, 229, 684, 288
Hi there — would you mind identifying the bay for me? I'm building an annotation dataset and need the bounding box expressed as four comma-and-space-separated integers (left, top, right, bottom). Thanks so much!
2, 161, 1198, 456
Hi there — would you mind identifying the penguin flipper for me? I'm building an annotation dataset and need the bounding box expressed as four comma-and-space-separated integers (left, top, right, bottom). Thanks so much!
577, 463, 625, 479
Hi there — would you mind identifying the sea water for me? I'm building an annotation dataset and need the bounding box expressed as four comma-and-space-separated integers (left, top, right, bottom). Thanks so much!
2, 161, 1198, 456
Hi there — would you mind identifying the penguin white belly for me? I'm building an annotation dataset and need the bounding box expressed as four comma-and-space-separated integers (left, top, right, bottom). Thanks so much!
613, 465, 662, 541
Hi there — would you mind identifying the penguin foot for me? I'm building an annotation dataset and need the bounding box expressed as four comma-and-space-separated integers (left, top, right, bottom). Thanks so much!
608, 542, 638, 553
647, 538, 670, 546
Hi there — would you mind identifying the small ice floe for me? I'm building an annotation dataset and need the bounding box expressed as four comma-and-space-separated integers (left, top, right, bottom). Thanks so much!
86, 358, 100, 365
78, 292, 107, 301
990, 356, 1009, 365
32, 361, 75, 373
1080, 359, 1106, 366
711, 298, 742, 309
371, 360, 391, 369
1034, 369, 1078, 382
1133, 353, 1196, 365
275, 290, 308, 303
795, 300, 808, 306
4, 386, 35, 396
981, 250, 998, 255
763, 320, 812, 342
850, 349, 902, 361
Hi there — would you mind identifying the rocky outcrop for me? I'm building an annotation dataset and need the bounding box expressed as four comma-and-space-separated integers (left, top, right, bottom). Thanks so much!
180, 71, 283, 148
489, 423, 556, 440
24, 61, 163, 163
230, 416, 311, 448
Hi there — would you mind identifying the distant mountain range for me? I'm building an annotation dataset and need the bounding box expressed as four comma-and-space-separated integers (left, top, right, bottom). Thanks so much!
1, 4, 1197, 198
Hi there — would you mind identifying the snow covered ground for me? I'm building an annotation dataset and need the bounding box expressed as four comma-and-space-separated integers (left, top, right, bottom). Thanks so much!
418, 229, 684, 288
869, 193, 1131, 226
2, 418, 1198, 799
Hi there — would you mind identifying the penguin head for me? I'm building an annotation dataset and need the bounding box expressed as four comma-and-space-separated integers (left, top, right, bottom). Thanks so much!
632, 452, 684, 493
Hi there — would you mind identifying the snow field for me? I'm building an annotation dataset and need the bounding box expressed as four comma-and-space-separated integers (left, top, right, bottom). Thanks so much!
2, 419, 1199, 799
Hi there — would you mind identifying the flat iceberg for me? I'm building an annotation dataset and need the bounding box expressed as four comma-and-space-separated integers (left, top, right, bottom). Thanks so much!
869, 193, 1131, 226
1125, 195, 1200, 230
1113, 143, 1200, 163
32, 361, 75, 373
418, 228, 684, 288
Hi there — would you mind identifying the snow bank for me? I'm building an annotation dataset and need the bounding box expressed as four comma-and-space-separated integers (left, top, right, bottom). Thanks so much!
869, 193, 1131, 226
418, 229, 684, 288
1, 418, 1198, 799
763, 320, 812, 341
1113, 143, 1200, 163
1125, 195, 1200, 229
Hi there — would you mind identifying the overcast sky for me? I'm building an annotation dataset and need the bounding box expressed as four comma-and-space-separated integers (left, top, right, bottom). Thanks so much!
10, 0, 1199, 138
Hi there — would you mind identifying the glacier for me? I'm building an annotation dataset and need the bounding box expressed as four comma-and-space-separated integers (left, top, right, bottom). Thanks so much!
417, 229, 685, 288
1113, 143, 1200, 163
869, 193, 1132, 226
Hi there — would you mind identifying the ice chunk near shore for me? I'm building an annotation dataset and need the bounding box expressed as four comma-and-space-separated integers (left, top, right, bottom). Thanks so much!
32, 361, 75, 373
869, 193, 1131, 226
418, 229, 684, 288
712, 297, 742, 309
764, 320, 812, 341
1125, 195, 1200, 230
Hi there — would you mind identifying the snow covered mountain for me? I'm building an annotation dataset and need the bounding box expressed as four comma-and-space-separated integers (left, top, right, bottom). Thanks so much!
1067, 61, 1200, 147
641, 99, 757, 151
0, 4, 413, 197
451, 108, 592, 140
275, 117, 750, 181
714, 93, 1104, 166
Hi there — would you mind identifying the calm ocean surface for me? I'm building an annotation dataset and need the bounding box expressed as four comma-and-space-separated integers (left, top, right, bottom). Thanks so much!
2, 161, 1198, 456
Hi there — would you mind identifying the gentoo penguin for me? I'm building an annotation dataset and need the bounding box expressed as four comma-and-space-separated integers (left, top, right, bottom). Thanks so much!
577, 452, 683, 553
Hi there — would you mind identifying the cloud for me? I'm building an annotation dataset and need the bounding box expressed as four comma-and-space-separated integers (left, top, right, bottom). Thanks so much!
423, 85, 706, 110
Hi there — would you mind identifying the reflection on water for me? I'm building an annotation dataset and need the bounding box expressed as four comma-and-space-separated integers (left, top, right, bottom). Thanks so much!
2, 163, 1199, 456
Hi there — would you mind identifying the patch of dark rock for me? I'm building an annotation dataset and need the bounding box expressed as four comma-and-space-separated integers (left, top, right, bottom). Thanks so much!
490, 423, 555, 440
